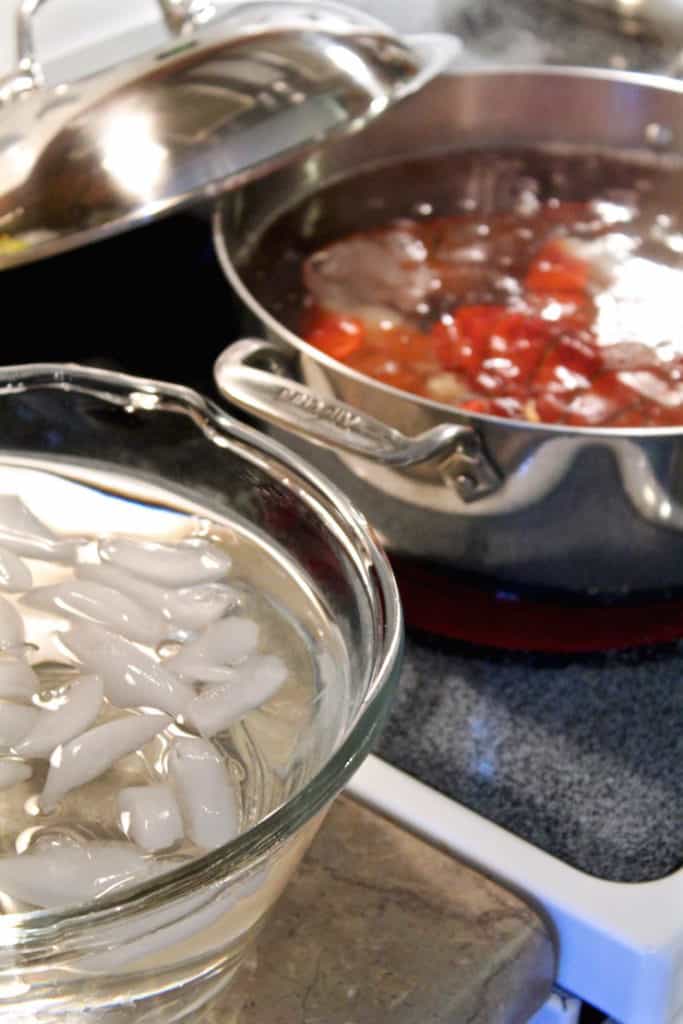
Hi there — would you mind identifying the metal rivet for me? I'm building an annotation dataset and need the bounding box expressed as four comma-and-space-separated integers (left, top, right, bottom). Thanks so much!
644, 123, 673, 149
455, 473, 477, 497
456, 438, 479, 459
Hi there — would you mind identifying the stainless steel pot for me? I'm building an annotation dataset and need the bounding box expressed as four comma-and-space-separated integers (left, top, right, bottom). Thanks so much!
213, 68, 683, 598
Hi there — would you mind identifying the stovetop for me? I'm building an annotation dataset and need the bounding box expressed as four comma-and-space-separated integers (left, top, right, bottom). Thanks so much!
377, 636, 683, 883
4, 211, 235, 396
2, 0, 681, 889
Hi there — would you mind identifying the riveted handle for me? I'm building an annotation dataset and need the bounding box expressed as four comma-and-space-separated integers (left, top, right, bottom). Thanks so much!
214, 339, 501, 503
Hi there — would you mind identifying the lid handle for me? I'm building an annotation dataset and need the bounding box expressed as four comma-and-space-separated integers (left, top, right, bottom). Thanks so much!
7, 0, 46, 97
158, 0, 218, 35
2, 0, 217, 101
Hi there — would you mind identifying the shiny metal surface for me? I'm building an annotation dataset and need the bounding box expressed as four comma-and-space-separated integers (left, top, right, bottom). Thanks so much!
213, 68, 683, 597
0, 0, 456, 270
555, 0, 683, 41
215, 339, 501, 501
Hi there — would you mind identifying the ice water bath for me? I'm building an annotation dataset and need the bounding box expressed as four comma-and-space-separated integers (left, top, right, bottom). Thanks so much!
0, 456, 352, 1019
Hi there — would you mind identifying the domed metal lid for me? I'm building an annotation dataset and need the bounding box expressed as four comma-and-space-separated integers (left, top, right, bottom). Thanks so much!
0, 0, 459, 270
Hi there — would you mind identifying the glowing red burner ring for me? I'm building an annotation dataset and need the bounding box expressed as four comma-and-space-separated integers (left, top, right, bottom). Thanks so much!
392, 558, 683, 653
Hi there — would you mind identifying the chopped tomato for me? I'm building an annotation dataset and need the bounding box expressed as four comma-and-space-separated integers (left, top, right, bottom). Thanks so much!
460, 398, 494, 414
306, 308, 365, 360
431, 306, 505, 377
641, 403, 683, 427
460, 396, 525, 418
301, 201, 681, 428
345, 349, 427, 395
565, 372, 641, 426
525, 239, 589, 296
456, 305, 507, 345
615, 367, 683, 409
609, 405, 653, 428
534, 392, 571, 424
346, 350, 405, 377
486, 312, 551, 383
363, 323, 439, 370
375, 369, 427, 394
491, 396, 525, 419
434, 307, 551, 395
599, 342, 661, 373
526, 291, 596, 332
532, 335, 602, 396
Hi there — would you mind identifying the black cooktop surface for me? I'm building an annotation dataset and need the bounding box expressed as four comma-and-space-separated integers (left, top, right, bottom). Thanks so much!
3, 212, 236, 395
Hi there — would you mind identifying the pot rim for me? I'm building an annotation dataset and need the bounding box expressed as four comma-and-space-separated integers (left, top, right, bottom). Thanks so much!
212, 63, 683, 441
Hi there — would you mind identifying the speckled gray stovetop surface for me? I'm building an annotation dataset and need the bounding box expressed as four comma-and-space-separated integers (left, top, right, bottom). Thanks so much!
376, 635, 683, 883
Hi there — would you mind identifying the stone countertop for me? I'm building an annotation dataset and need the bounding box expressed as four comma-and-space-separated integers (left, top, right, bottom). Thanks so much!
205, 795, 555, 1024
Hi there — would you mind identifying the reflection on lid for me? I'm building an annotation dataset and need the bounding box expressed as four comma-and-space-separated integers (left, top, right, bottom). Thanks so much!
144, 81, 255, 145
100, 113, 169, 200
0, 5, 454, 269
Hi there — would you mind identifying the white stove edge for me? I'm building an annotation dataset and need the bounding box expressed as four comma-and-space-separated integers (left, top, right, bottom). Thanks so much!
346, 754, 683, 1024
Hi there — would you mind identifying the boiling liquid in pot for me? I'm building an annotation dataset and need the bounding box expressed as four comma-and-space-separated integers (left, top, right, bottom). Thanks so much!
243, 148, 683, 428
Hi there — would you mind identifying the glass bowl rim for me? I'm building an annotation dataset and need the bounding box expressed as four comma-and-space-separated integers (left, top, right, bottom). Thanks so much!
0, 361, 403, 942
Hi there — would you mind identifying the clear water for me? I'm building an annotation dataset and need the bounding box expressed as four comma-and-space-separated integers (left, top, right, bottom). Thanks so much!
0, 457, 350, 915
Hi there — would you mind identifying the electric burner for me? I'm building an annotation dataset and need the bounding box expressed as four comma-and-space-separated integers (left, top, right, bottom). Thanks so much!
393, 558, 683, 653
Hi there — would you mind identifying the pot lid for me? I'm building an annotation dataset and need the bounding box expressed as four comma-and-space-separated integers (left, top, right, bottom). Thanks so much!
0, 0, 458, 270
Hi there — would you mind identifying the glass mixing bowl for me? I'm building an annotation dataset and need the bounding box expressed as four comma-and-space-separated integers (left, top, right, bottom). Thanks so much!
0, 363, 403, 1023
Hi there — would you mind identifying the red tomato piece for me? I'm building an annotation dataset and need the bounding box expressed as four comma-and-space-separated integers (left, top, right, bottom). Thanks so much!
525, 239, 589, 296
644, 404, 683, 427
491, 396, 526, 419
346, 350, 404, 377
486, 312, 551, 384
533, 335, 603, 397
565, 372, 641, 426
608, 405, 652, 427
345, 349, 426, 395
305, 308, 365, 360
615, 368, 683, 409
534, 393, 571, 424
460, 398, 494, 414
366, 325, 439, 371
378, 369, 428, 394
431, 306, 506, 377
540, 201, 595, 226
599, 342, 662, 373
526, 291, 597, 332
472, 367, 512, 397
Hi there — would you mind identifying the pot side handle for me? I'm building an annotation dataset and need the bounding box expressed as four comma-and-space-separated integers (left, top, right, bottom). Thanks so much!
214, 340, 500, 503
